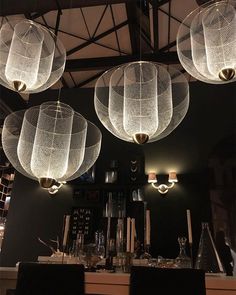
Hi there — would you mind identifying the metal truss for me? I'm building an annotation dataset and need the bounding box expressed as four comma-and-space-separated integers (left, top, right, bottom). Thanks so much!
0, 0, 189, 88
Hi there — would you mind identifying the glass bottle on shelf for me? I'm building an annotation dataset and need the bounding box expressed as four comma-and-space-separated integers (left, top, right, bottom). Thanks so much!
105, 238, 116, 270
175, 236, 192, 268
195, 222, 225, 274
105, 160, 118, 184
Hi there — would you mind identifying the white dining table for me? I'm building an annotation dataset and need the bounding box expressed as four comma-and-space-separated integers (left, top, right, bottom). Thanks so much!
0, 267, 236, 295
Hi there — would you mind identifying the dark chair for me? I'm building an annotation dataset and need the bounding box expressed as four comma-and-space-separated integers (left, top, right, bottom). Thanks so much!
130, 266, 206, 295
13, 262, 85, 295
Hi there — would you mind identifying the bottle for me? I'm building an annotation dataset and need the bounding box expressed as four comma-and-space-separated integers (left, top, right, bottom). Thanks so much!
105, 239, 116, 270
175, 237, 192, 268
195, 222, 225, 274
105, 160, 118, 184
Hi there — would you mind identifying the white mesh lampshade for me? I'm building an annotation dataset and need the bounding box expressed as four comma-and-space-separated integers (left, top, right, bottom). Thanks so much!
0, 19, 66, 93
177, 0, 236, 84
47, 120, 102, 194
65, 120, 102, 181
123, 62, 159, 142
95, 61, 189, 144
2, 102, 101, 189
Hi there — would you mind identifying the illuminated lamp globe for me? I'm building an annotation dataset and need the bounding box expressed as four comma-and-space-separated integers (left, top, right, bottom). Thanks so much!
1, 102, 101, 188
0, 19, 66, 93
64, 120, 102, 182
177, 0, 236, 84
47, 121, 102, 194
94, 61, 189, 144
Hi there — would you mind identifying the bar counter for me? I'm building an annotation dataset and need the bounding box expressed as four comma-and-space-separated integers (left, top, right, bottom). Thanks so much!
0, 267, 236, 295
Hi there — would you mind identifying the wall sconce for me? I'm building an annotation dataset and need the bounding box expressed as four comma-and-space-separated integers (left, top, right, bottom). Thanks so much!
48, 181, 66, 195
148, 172, 178, 194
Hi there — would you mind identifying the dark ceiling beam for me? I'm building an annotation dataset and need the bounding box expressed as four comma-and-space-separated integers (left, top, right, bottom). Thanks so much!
0, 0, 137, 16
148, 0, 170, 7
65, 52, 179, 72
54, 0, 62, 36
125, 2, 139, 54
152, 0, 159, 53
159, 40, 176, 52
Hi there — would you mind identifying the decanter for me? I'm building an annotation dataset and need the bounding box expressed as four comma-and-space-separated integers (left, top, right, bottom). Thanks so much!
175, 236, 192, 268
195, 222, 225, 274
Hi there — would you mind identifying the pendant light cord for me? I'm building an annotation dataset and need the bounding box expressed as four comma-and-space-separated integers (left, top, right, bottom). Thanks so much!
57, 83, 62, 104
139, 0, 142, 62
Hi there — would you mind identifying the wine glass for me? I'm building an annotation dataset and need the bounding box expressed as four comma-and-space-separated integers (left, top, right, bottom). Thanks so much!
81, 243, 102, 271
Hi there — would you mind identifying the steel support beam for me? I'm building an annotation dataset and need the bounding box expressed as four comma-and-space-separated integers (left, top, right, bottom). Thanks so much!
152, 0, 159, 52
126, 2, 139, 54
1, 0, 137, 16
65, 51, 179, 72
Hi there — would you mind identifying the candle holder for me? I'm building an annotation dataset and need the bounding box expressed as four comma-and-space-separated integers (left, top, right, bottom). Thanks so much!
122, 252, 134, 273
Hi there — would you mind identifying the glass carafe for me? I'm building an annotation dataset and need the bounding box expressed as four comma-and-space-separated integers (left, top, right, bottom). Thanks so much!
195, 222, 225, 274
175, 236, 192, 268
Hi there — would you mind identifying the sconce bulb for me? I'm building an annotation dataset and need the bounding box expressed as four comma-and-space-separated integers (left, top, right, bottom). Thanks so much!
219, 68, 235, 81
13, 81, 27, 92
133, 133, 149, 144
158, 184, 169, 194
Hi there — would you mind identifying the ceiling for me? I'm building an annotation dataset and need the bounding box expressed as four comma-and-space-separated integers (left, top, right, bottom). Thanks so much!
0, 0, 203, 165
0, 0, 200, 90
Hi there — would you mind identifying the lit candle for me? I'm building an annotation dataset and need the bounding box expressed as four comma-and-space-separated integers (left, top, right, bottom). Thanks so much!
146, 210, 151, 245
186, 209, 193, 244
130, 218, 135, 253
126, 217, 131, 252
62, 215, 70, 247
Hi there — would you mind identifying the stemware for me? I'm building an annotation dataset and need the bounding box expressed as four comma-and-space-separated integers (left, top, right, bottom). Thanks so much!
80, 243, 103, 271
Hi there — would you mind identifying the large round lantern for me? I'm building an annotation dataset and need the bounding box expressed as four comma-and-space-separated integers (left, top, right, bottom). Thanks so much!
2, 102, 102, 188
94, 61, 189, 144
177, 0, 236, 84
0, 19, 66, 93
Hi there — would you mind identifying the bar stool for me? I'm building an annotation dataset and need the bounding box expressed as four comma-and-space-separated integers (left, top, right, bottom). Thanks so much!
130, 266, 206, 295
11, 262, 85, 295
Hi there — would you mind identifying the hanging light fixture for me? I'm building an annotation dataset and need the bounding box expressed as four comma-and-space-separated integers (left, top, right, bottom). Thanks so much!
0, 19, 66, 93
177, 0, 236, 83
94, 61, 189, 144
1, 101, 102, 188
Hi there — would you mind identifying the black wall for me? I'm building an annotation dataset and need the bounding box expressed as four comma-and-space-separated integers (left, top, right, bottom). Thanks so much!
0, 81, 235, 266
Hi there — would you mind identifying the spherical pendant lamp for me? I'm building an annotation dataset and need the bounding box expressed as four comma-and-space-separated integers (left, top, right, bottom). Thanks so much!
94, 61, 189, 144
47, 120, 102, 194
1, 102, 102, 188
0, 19, 66, 93
65, 120, 102, 181
177, 0, 236, 84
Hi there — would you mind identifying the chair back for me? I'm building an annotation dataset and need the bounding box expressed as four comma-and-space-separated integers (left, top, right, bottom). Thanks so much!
130, 266, 206, 295
15, 262, 85, 295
